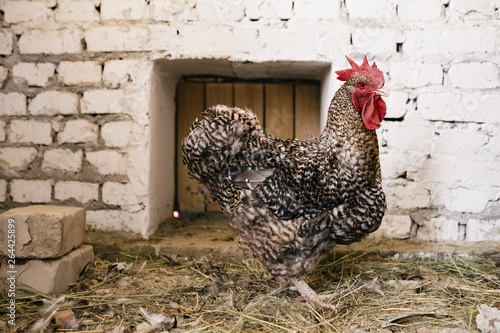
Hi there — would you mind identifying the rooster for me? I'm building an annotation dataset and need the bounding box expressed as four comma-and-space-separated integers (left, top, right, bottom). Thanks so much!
182, 56, 387, 310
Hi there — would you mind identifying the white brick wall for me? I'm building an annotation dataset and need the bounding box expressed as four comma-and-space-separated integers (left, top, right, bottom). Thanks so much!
13, 63, 56, 87
0, 179, 6, 202
0, 0, 498, 241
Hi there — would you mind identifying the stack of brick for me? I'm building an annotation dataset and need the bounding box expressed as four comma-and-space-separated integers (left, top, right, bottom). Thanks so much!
0, 205, 93, 294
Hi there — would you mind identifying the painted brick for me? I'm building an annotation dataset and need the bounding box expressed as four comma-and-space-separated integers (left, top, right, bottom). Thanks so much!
55, 181, 99, 203
101, 0, 149, 20
0, 92, 27, 116
352, 28, 397, 54
0, 30, 13, 55
2, 0, 55, 23
57, 61, 102, 85
451, 0, 494, 15
385, 91, 408, 119
416, 217, 460, 242
397, 0, 442, 21
466, 219, 500, 242
0, 205, 85, 258
58, 119, 98, 144
469, 94, 500, 123
0, 180, 6, 202
10, 179, 52, 203
245, 0, 293, 20
418, 93, 466, 122
19, 29, 82, 55
86, 210, 145, 234
101, 121, 142, 148
0, 245, 94, 294
369, 215, 412, 239
0, 121, 5, 142
346, 0, 394, 21
80, 89, 125, 114
55, 0, 100, 23
384, 179, 431, 209
12, 62, 56, 87
42, 149, 83, 173
85, 26, 151, 52
294, 0, 339, 18
86, 150, 127, 175
447, 188, 489, 213
390, 62, 442, 88
433, 128, 491, 161
103, 59, 151, 88
448, 62, 498, 89
0, 147, 38, 171
0, 66, 8, 86
29, 91, 79, 116
102, 182, 143, 205
384, 126, 434, 152
197, 0, 246, 21
150, 0, 197, 21
8, 120, 52, 145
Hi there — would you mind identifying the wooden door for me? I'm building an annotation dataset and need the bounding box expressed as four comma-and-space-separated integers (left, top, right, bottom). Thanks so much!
176, 80, 320, 214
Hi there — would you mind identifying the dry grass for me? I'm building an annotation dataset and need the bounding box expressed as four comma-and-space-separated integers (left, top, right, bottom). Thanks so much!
1, 243, 499, 332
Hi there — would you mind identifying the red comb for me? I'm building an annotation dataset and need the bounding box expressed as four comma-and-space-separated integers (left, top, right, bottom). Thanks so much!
335, 55, 382, 82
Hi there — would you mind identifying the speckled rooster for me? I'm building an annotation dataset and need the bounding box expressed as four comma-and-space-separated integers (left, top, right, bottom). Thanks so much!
182, 56, 388, 310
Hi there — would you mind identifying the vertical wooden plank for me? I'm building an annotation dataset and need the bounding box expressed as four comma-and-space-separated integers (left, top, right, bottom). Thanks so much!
176, 81, 206, 212
265, 84, 294, 139
204, 83, 234, 212
234, 83, 264, 126
295, 84, 321, 140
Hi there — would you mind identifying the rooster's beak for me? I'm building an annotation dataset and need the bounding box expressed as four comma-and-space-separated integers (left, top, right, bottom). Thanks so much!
375, 89, 389, 97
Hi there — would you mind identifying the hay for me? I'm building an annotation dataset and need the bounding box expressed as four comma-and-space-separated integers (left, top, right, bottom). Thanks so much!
1, 242, 499, 332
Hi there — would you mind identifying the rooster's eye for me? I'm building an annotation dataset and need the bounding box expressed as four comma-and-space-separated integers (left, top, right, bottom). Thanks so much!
359, 82, 366, 87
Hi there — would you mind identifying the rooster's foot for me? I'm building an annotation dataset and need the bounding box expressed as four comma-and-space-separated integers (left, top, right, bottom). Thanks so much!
289, 278, 337, 311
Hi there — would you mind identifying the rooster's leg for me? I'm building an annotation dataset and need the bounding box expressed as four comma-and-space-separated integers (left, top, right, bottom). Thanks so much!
289, 277, 337, 311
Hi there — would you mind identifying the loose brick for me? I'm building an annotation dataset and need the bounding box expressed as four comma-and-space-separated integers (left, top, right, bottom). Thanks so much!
0, 30, 13, 55
390, 62, 442, 88
101, 0, 149, 20
0, 147, 38, 171
55, 0, 100, 23
42, 149, 83, 173
101, 121, 142, 147
466, 219, 500, 242
85, 26, 151, 52
29, 91, 79, 116
0, 179, 6, 202
58, 119, 98, 144
0, 93, 27, 116
80, 89, 125, 114
416, 217, 461, 242
448, 62, 498, 89
86, 150, 127, 175
0, 245, 94, 294
8, 119, 52, 145
57, 61, 102, 85
55, 181, 99, 203
397, 0, 442, 21
12, 62, 56, 87
2, 0, 56, 23
0, 120, 5, 142
369, 215, 412, 240
10, 179, 52, 203
102, 182, 143, 205
0, 205, 86, 258
19, 29, 82, 55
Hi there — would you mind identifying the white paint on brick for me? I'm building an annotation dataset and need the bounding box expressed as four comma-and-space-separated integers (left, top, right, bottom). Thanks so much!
0, 121, 5, 142
384, 179, 431, 209
370, 214, 412, 239
103, 59, 151, 88
58, 119, 98, 144
346, 0, 394, 21
397, 0, 442, 21
466, 219, 500, 242
80, 89, 125, 114
0, 147, 38, 171
470, 94, 500, 124
18, 29, 82, 55
101, 121, 143, 148
29, 91, 79, 116
416, 217, 460, 242
8, 119, 52, 145
450, 0, 494, 16
0, 180, 6, 202
419, 93, 465, 122
1, 0, 55, 23
86, 209, 145, 234
447, 188, 489, 213
0, 66, 8, 86
126, 148, 149, 197
385, 91, 408, 119
0, 93, 27, 116
352, 28, 397, 54
55, 0, 100, 23
12, 62, 56, 87
101, 0, 150, 21
245, 0, 293, 20
294, 0, 339, 19
42, 149, 83, 173
0, 30, 13, 55
57, 61, 102, 85
150, 0, 197, 21
389, 62, 442, 88
85, 26, 151, 52
86, 150, 127, 175
433, 128, 491, 161
102, 182, 143, 206
10, 179, 52, 203
55, 181, 99, 203
384, 126, 433, 152
448, 62, 498, 89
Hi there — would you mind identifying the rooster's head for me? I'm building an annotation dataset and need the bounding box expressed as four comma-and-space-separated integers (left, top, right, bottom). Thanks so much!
335, 55, 387, 130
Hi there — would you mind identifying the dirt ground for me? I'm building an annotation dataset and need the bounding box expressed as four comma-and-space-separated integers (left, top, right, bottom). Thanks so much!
1, 216, 500, 332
